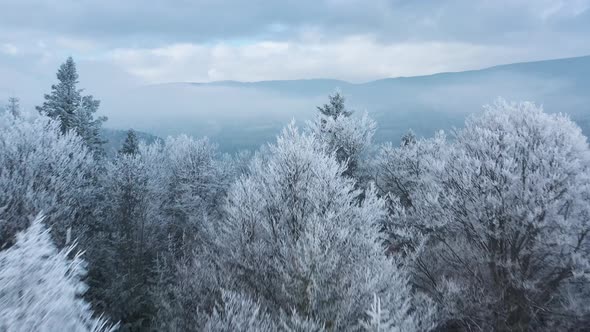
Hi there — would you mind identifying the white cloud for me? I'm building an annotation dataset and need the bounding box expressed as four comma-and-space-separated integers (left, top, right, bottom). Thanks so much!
55, 37, 100, 53
107, 35, 533, 83
1, 43, 18, 55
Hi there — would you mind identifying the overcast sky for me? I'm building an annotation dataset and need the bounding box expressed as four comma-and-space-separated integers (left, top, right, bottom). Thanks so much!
1, 0, 589, 96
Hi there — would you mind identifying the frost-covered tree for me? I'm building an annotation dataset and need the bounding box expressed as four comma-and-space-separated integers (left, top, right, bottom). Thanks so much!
360, 295, 393, 332
150, 248, 221, 331
400, 129, 417, 147
215, 123, 434, 330
97, 148, 161, 330
119, 129, 140, 155
5, 96, 21, 118
309, 93, 376, 179
36, 57, 106, 154
316, 92, 352, 119
0, 113, 97, 248
376, 130, 447, 210
149, 136, 233, 330
385, 100, 590, 331
162, 136, 225, 252
75, 95, 107, 156
93, 136, 229, 330
203, 290, 326, 332
204, 291, 277, 332
36, 57, 81, 134
0, 214, 116, 332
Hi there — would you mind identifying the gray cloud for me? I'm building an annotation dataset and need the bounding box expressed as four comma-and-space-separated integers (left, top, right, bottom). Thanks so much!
1, 0, 589, 46
0, 0, 589, 107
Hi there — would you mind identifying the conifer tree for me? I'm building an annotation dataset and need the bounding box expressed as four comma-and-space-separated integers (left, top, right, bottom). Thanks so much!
309, 92, 376, 179
0, 214, 116, 332
119, 129, 140, 155
36, 57, 106, 154
316, 92, 352, 119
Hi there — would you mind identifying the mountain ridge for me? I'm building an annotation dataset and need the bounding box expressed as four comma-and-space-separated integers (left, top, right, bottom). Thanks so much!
104, 54, 590, 152
145, 54, 590, 87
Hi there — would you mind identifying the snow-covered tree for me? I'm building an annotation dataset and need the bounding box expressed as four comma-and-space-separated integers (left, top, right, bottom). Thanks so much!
5, 96, 21, 118
279, 310, 326, 332
149, 136, 233, 330
96, 148, 161, 330
0, 113, 97, 248
316, 92, 352, 119
385, 100, 590, 330
215, 123, 434, 330
162, 135, 226, 251
119, 129, 140, 155
75, 95, 107, 156
204, 291, 277, 332
309, 93, 376, 179
93, 136, 229, 329
0, 214, 116, 332
400, 129, 417, 147
36, 57, 106, 154
36, 57, 82, 134
376, 130, 447, 211
150, 247, 222, 331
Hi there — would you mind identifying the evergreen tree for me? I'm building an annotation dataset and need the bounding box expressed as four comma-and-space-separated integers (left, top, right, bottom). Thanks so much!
36, 57, 106, 154
37, 57, 81, 133
316, 92, 352, 119
5, 96, 20, 118
309, 92, 376, 179
119, 129, 140, 155
100, 153, 155, 330
0, 214, 116, 332
76, 95, 107, 156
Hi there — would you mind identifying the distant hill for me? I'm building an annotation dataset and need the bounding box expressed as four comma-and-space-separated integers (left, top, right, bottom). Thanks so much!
101, 55, 590, 151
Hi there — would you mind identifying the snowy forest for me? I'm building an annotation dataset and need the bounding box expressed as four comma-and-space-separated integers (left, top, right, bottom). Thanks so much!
1, 57, 589, 332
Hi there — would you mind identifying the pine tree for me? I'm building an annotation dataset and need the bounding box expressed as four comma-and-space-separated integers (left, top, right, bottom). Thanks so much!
0, 214, 116, 332
36, 57, 106, 154
316, 92, 352, 119
119, 129, 140, 155
37, 57, 81, 133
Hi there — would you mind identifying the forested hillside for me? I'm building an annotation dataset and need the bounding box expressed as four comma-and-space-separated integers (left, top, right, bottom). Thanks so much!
1, 58, 589, 331
99, 55, 590, 152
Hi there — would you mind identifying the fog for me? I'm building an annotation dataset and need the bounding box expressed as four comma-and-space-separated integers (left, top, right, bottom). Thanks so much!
3, 55, 590, 151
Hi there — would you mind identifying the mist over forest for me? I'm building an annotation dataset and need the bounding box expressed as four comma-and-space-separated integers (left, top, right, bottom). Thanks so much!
2, 1, 590, 331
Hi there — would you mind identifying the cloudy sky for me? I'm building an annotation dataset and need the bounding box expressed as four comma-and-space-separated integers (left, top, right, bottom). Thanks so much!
1, 0, 589, 95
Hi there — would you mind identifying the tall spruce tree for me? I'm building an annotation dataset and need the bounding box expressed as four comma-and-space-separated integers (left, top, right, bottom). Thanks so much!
36, 57, 106, 155
119, 129, 140, 155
